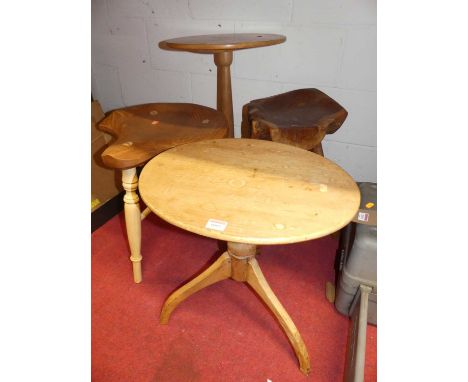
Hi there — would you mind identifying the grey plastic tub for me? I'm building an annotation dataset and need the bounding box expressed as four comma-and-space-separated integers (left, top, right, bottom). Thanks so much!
335, 182, 377, 324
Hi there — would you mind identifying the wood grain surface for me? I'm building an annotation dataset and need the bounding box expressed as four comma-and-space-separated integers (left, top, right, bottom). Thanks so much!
98, 103, 228, 169
160, 33, 286, 53
241, 88, 348, 151
139, 139, 360, 245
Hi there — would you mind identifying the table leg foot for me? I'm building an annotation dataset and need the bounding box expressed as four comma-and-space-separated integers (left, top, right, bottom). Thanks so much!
246, 257, 311, 375
160, 252, 232, 324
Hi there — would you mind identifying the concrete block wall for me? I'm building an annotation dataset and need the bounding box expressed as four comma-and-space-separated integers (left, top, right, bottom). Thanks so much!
92, 0, 376, 181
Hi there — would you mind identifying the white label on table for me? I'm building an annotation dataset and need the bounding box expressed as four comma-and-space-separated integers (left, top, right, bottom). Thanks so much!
205, 218, 228, 231
357, 212, 369, 222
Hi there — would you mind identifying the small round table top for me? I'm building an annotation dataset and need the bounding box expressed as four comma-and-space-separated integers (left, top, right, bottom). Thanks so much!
139, 139, 360, 245
160, 33, 286, 53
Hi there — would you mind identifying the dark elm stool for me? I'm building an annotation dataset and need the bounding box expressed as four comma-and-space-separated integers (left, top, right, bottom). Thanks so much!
241, 88, 348, 156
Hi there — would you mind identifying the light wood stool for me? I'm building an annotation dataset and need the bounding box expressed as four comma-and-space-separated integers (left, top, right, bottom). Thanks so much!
98, 103, 228, 283
241, 88, 348, 156
139, 138, 360, 374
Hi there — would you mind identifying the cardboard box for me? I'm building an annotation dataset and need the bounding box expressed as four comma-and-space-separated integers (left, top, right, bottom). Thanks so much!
91, 101, 122, 212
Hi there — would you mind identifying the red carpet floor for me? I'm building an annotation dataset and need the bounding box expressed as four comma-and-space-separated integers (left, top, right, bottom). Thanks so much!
92, 211, 377, 381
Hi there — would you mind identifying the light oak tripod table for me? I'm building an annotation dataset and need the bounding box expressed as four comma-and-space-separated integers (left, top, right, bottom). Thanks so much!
138, 139, 360, 375
159, 33, 286, 138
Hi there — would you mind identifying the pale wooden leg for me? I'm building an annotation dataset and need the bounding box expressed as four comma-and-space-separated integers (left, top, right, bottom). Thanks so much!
214, 51, 234, 138
160, 252, 232, 324
353, 285, 372, 382
246, 257, 311, 375
122, 168, 143, 283
161, 242, 310, 375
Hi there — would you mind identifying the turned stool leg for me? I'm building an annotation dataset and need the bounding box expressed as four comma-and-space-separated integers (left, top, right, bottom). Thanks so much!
122, 168, 143, 283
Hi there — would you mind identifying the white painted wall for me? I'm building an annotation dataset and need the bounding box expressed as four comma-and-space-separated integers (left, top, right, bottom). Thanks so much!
92, 0, 376, 181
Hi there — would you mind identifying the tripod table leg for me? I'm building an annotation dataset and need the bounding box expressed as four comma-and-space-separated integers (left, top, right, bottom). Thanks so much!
246, 257, 311, 375
160, 252, 232, 324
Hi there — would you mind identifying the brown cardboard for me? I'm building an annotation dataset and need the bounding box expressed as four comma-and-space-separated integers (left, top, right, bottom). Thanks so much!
92, 101, 104, 141
91, 101, 122, 211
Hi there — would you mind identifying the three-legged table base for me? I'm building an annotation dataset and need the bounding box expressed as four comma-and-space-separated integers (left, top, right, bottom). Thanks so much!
160, 242, 311, 375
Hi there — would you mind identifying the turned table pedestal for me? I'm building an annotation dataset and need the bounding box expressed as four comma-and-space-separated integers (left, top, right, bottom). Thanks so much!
160, 33, 286, 137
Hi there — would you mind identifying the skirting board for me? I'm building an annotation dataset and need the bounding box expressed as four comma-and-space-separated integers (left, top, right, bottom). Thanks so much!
91, 191, 125, 232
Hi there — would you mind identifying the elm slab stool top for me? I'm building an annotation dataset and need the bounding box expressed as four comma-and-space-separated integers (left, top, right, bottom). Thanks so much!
139, 138, 360, 375
160, 33, 286, 137
241, 88, 348, 156
98, 103, 228, 283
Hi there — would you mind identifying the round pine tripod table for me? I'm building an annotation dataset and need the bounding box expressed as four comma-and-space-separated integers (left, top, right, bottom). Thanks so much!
159, 33, 286, 138
139, 138, 360, 375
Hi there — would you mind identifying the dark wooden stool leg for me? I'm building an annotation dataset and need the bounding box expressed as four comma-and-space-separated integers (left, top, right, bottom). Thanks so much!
241, 103, 252, 138
311, 143, 324, 157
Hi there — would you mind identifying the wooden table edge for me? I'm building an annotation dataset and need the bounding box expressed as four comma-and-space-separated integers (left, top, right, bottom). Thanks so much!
159, 34, 286, 53
140, 192, 359, 245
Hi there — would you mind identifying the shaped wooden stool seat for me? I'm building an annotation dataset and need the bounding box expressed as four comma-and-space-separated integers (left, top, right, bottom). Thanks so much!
241, 88, 348, 156
98, 103, 228, 283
